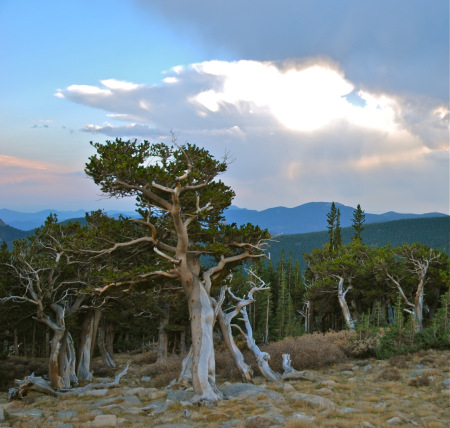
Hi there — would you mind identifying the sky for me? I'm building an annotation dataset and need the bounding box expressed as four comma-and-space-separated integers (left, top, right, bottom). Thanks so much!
0, 0, 448, 215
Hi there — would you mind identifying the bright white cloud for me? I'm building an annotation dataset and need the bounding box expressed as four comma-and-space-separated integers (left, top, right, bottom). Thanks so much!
101, 79, 140, 91
190, 61, 402, 133
55, 58, 449, 214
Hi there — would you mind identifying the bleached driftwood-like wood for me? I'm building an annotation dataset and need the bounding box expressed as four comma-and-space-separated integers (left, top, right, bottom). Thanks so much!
337, 277, 355, 330
8, 374, 59, 400
212, 284, 253, 383
281, 354, 315, 380
233, 307, 281, 382
228, 270, 280, 382
8, 365, 130, 400
177, 346, 193, 387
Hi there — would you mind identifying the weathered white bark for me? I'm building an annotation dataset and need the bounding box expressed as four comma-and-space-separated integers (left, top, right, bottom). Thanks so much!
235, 307, 280, 382
298, 300, 311, 333
227, 271, 280, 382
90, 308, 102, 360
9, 364, 130, 400
282, 353, 294, 373
46, 303, 66, 389
188, 280, 222, 403
157, 308, 170, 362
212, 285, 253, 383
97, 319, 116, 368
337, 277, 355, 330
105, 321, 115, 362
65, 332, 78, 385
216, 307, 253, 383
58, 332, 70, 389
180, 331, 187, 354
77, 310, 94, 381
178, 346, 193, 387
281, 354, 315, 381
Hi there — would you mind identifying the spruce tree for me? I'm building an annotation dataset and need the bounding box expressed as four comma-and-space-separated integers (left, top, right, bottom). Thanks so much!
351, 204, 366, 242
327, 202, 342, 252
335, 208, 342, 249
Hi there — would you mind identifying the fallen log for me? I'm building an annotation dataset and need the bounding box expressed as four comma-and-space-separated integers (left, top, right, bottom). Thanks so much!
8, 365, 130, 400
8, 374, 60, 400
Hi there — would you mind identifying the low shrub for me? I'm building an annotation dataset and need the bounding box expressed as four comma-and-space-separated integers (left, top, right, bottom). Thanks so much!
408, 374, 431, 387
388, 354, 411, 369
142, 354, 185, 388
215, 345, 249, 381
261, 332, 347, 372
377, 368, 401, 381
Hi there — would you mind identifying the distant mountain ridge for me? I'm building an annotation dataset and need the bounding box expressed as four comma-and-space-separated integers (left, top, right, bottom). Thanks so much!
224, 202, 447, 235
0, 202, 447, 234
0, 209, 138, 231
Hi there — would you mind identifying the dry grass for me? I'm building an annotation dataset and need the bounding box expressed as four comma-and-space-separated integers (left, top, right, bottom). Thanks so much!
259, 332, 348, 372
388, 353, 411, 368
1, 338, 449, 428
0, 356, 48, 391
378, 367, 402, 381
408, 373, 432, 387
139, 354, 184, 387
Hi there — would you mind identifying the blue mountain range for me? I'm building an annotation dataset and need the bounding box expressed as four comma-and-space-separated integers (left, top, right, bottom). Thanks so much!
0, 203, 447, 234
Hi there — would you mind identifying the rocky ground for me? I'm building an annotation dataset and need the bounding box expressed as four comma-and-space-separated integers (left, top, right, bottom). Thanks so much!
0, 349, 449, 427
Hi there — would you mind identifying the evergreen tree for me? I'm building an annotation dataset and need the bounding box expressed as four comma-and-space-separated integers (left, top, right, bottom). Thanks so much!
335, 208, 342, 249
352, 204, 366, 242
327, 202, 342, 252
276, 270, 288, 339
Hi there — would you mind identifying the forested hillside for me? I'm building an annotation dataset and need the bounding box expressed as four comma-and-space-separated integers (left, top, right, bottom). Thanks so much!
268, 216, 449, 268
0, 221, 33, 245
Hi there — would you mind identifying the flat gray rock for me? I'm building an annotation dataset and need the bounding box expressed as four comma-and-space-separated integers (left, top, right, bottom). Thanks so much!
408, 368, 435, 377
166, 389, 194, 402
386, 416, 403, 424
153, 425, 194, 428
5, 408, 44, 419
282, 369, 315, 381
56, 411, 78, 419
288, 412, 316, 422
123, 395, 142, 406
91, 414, 118, 427
338, 407, 361, 413
290, 392, 337, 409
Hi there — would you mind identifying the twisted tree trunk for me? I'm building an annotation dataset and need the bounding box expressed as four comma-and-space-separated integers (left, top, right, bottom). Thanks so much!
77, 310, 95, 381
337, 277, 355, 330
216, 309, 253, 383
187, 279, 222, 403
97, 319, 116, 368
157, 307, 170, 362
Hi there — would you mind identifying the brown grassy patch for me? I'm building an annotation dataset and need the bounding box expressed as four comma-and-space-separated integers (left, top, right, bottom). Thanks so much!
420, 356, 435, 364
260, 332, 347, 372
408, 374, 431, 387
0, 356, 48, 391
215, 345, 247, 381
131, 349, 158, 365
388, 354, 411, 368
140, 354, 184, 387
378, 367, 402, 381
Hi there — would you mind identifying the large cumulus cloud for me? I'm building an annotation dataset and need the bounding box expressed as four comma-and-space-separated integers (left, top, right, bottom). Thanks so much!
55, 59, 449, 213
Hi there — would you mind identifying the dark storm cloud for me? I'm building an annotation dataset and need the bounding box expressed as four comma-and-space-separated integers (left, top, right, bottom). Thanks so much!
135, 0, 449, 101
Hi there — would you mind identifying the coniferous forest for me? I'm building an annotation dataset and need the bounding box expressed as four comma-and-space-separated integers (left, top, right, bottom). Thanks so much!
0, 140, 449, 403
